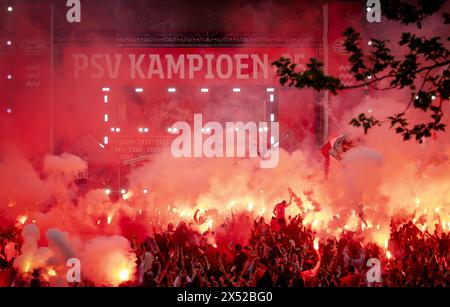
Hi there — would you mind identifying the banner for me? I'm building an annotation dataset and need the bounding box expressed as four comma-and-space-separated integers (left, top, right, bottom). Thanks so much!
63, 47, 316, 85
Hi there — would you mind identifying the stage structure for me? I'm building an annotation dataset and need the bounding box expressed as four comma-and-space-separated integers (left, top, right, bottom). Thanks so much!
1, 1, 371, 191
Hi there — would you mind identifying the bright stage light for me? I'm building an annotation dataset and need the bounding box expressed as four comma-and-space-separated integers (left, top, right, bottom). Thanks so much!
110, 127, 115, 132
172, 127, 178, 133
104, 114, 108, 122
138, 127, 143, 132
144, 128, 149, 133
143, 189, 148, 194
168, 88, 176, 93
167, 127, 172, 133
135, 88, 143, 93
6, 40, 12, 46
270, 114, 275, 122
266, 88, 274, 92
270, 94, 274, 102
368, 40, 373, 46
432, 95, 436, 100
104, 136, 108, 144
105, 188, 111, 195
102, 87, 110, 92
7, 6, 13, 12
233, 88, 240, 92
7, 74, 12, 80
104, 95, 108, 103
366, 7, 371, 12
121, 189, 126, 194
200, 88, 208, 93
116, 127, 120, 132
6, 108, 12, 114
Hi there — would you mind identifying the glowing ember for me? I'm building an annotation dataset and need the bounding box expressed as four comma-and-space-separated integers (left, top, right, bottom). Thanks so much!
415, 197, 421, 206
386, 251, 392, 259
313, 238, 319, 250
259, 207, 266, 216
247, 202, 254, 212
118, 269, 130, 282
47, 268, 57, 277
17, 215, 28, 225
24, 262, 31, 273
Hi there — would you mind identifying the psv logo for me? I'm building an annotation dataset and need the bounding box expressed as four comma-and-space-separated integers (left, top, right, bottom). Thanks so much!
66, 0, 81, 23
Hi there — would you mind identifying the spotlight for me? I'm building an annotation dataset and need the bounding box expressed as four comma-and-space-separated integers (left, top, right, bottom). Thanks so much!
102, 87, 110, 92
144, 128, 149, 133
270, 94, 274, 102
266, 88, 274, 92
168, 88, 176, 93
167, 127, 172, 133
233, 88, 240, 92
368, 40, 373, 46
6, 40, 12, 46
115, 127, 120, 132
7, 6, 13, 12
7, 74, 12, 80
200, 88, 209, 93
432, 95, 436, 100
138, 127, 143, 133
121, 189, 126, 194
172, 127, 178, 133
143, 189, 148, 194
135, 88, 143, 93
6, 108, 12, 114
103, 136, 108, 144
366, 7, 371, 12
110, 127, 115, 132
105, 188, 111, 195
